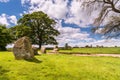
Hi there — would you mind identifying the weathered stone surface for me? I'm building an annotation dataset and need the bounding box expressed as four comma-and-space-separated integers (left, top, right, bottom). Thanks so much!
32, 47, 38, 55
52, 45, 59, 53
13, 36, 34, 60
41, 46, 46, 54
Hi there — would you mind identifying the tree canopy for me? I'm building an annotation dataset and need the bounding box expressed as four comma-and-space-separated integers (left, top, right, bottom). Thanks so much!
12, 11, 60, 48
10, 25, 31, 40
81, 0, 120, 38
0, 24, 12, 51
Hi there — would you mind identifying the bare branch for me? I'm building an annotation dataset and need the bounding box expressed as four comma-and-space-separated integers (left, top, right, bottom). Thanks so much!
81, 0, 120, 38
94, 6, 111, 27
102, 16, 120, 38
114, 0, 119, 5
111, 1, 120, 13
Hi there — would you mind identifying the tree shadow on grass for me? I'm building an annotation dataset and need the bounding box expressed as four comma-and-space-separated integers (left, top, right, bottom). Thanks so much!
25, 57, 42, 63
0, 66, 9, 80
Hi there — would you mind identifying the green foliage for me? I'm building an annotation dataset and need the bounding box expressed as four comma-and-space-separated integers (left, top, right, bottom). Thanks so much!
1, 52, 120, 80
15, 11, 60, 48
10, 25, 31, 40
0, 24, 12, 51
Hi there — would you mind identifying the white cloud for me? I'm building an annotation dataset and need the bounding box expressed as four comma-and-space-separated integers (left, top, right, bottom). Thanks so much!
21, 0, 99, 27
22, 0, 100, 27
65, 0, 102, 27
21, 0, 120, 27
27, 0, 68, 19
9, 15, 17, 25
65, 1, 82, 26
54, 21, 94, 47
64, 39, 120, 47
55, 21, 120, 47
87, 39, 120, 47
21, 0, 120, 47
95, 28, 103, 34
21, 0, 29, 5
0, 0, 9, 3
19, 13, 23, 16
0, 14, 10, 26
0, 13, 17, 27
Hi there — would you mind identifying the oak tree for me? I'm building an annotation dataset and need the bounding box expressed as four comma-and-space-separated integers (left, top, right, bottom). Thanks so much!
13, 11, 60, 48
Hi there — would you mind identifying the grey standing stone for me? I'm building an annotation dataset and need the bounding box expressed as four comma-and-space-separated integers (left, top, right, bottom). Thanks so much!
41, 46, 46, 54
32, 47, 38, 55
52, 45, 59, 53
13, 36, 34, 60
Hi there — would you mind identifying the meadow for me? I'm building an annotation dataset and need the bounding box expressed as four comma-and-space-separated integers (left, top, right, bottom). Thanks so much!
0, 51, 120, 80
59, 47, 120, 54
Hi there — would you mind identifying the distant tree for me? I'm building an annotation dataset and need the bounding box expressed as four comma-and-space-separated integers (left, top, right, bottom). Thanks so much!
73, 45, 79, 48
90, 44, 92, 48
81, 0, 120, 38
64, 43, 72, 50
96, 45, 100, 48
0, 24, 12, 51
101, 45, 104, 48
65, 43, 68, 49
85, 45, 89, 48
13, 11, 60, 49
115, 46, 117, 48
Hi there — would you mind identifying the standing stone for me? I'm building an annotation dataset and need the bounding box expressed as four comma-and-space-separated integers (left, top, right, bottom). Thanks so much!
41, 46, 46, 54
52, 45, 59, 53
13, 36, 34, 60
32, 47, 38, 55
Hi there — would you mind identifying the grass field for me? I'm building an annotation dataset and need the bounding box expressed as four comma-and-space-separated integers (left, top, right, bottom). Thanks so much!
59, 47, 120, 54
1, 52, 120, 80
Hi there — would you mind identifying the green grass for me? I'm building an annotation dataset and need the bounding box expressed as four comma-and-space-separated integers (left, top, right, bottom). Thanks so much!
1, 52, 120, 80
59, 47, 120, 54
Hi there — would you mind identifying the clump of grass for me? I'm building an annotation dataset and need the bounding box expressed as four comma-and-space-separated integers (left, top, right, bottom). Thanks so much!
0, 52, 120, 80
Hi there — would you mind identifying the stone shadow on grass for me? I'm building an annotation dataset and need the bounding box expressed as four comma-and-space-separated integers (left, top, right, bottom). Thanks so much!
0, 66, 10, 80
25, 57, 42, 63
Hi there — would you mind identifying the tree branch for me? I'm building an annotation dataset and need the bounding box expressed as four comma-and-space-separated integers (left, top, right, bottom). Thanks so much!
94, 6, 111, 26
111, 1, 120, 13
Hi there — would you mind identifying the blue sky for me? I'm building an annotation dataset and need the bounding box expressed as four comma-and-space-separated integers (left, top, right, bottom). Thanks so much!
0, 0, 120, 47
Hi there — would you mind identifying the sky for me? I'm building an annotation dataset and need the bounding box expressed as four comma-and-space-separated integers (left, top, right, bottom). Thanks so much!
0, 0, 120, 47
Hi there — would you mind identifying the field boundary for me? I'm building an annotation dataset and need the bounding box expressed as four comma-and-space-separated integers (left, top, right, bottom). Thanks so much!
72, 54, 120, 57
56, 52, 120, 57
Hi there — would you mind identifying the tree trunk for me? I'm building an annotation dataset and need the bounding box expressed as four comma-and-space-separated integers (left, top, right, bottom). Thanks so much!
38, 36, 42, 49
0, 46, 7, 51
38, 42, 42, 49
38, 30, 43, 49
